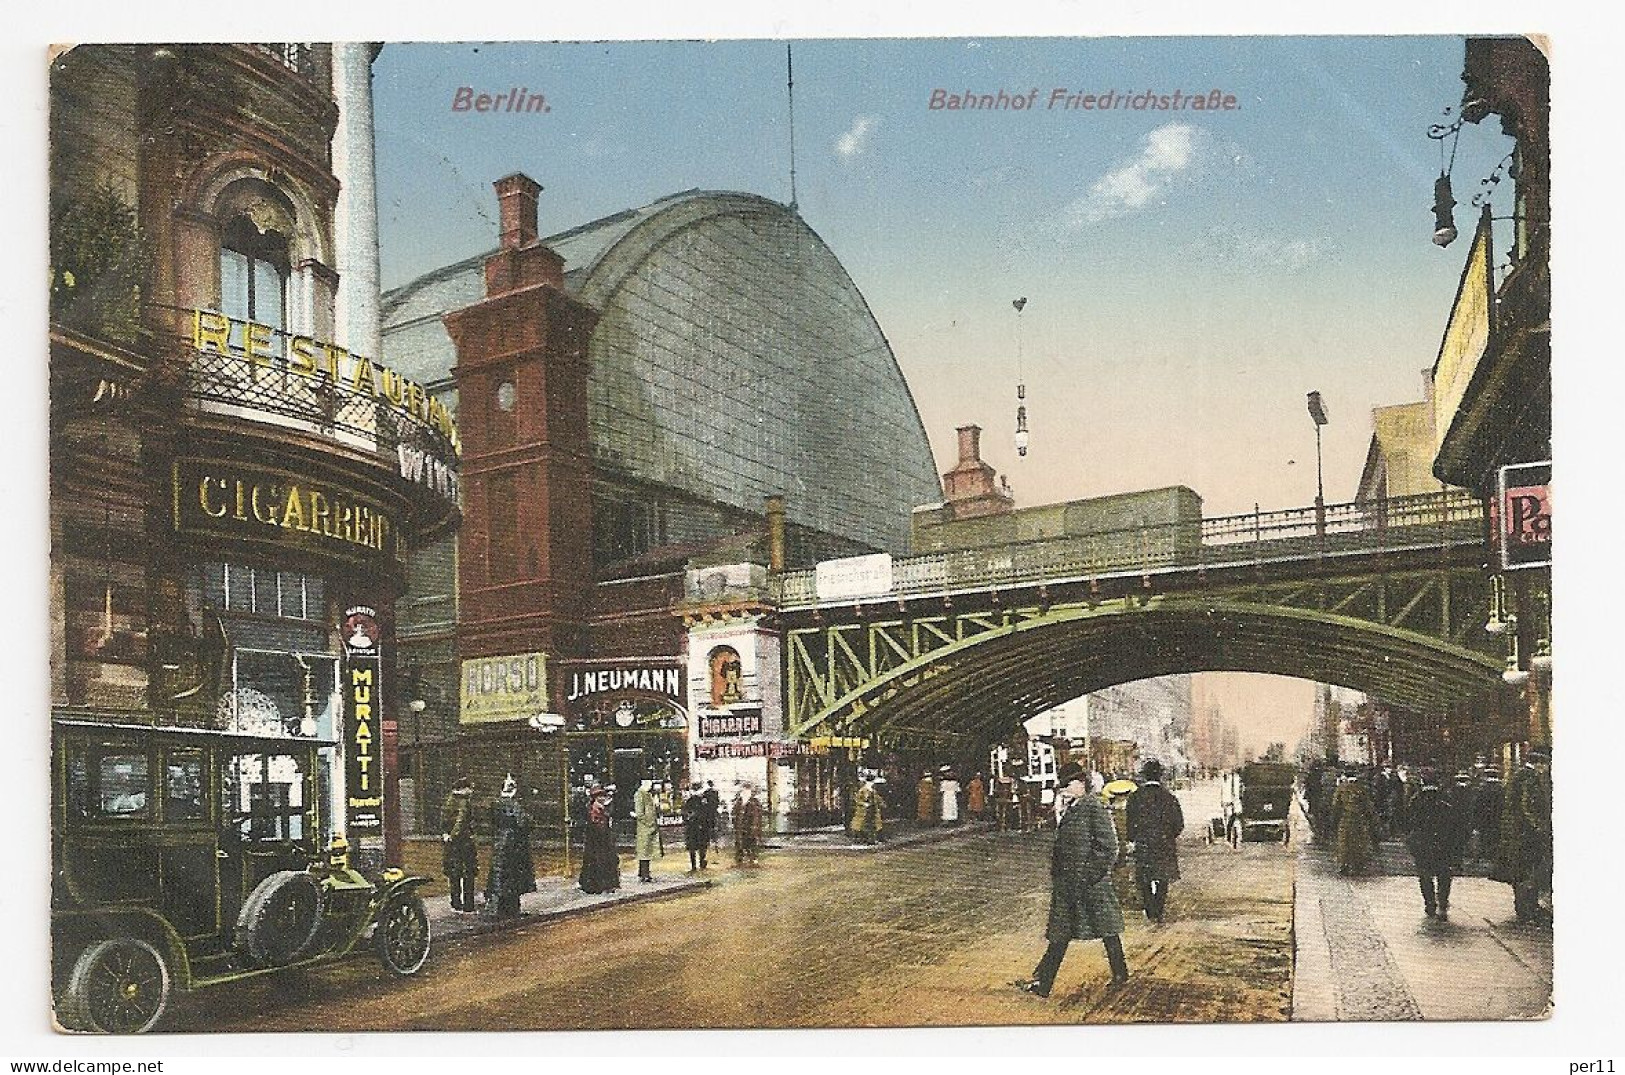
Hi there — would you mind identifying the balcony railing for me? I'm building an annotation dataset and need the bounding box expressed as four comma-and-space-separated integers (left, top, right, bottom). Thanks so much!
774, 489, 1484, 608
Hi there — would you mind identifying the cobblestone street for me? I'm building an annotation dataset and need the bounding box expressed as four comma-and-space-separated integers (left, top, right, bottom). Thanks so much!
165, 785, 1296, 1032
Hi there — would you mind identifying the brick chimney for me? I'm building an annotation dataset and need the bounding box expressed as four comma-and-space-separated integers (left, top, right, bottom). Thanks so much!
483, 172, 564, 295
941, 423, 1014, 519
956, 424, 982, 465
495, 173, 541, 249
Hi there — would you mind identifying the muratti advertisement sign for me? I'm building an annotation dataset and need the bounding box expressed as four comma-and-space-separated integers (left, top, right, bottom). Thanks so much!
343, 606, 383, 833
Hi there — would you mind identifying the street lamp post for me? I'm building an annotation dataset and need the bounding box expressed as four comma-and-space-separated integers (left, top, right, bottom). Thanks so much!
527, 712, 569, 876
1306, 391, 1329, 541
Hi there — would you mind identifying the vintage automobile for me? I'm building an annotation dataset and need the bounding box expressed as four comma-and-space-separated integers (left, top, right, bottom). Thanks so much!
51, 719, 433, 1033
1216, 762, 1296, 846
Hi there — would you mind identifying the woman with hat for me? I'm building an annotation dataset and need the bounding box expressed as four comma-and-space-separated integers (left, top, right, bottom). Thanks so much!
1014, 761, 1129, 998
484, 774, 536, 917
579, 783, 621, 894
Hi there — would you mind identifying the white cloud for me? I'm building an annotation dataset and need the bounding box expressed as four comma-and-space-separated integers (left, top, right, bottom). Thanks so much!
1206, 228, 1333, 271
835, 115, 877, 162
1066, 122, 1210, 225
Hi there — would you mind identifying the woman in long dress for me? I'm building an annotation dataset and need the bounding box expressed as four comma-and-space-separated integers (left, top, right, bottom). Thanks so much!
939, 771, 962, 824
484, 775, 536, 917
579, 785, 621, 893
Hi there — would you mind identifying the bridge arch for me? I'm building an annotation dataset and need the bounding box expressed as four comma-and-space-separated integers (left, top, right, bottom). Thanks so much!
788, 596, 1505, 745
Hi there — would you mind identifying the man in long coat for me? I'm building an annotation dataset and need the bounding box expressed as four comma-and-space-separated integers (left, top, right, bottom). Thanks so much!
1126, 759, 1185, 924
738, 785, 764, 865
634, 777, 662, 882
1331, 769, 1378, 875
1497, 747, 1552, 924
702, 780, 722, 855
440, 775, 478, 912
681, 783, 709, 871
966, 773, 987, 820
1405, 769, 1466, 918
1014, 762, 1128, 998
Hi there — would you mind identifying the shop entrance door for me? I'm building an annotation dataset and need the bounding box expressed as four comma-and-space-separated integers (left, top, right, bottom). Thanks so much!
612, 747, 645, 845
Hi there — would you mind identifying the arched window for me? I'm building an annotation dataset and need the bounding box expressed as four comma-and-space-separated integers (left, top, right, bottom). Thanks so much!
220, 215, 289, 334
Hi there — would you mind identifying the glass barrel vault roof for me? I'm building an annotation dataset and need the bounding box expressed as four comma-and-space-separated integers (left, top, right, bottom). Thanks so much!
383, 190, 941, 555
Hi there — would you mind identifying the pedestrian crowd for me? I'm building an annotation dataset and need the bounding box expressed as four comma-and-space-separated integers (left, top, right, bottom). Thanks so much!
435, 771, 770, 914
1302, 747, 1551, 925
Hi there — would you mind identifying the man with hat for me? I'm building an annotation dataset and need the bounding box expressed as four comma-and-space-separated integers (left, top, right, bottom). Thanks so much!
1497, 746, 1553, 924
634, 775, 662, 883
1126, 759, 1185, 924
1013, 761, 1129, 998
1404, 767, 1465, 919
440, 774, 478, 912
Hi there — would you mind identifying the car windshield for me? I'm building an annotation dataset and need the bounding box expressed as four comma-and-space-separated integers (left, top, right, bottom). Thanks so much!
222, 751, 310, 842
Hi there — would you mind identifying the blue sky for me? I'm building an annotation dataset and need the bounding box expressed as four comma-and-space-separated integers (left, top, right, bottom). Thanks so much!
374, 36, 1514, 524
371, 36, 1520, 751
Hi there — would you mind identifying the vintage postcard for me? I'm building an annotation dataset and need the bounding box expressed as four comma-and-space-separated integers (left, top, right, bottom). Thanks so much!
44, 33, 1553, 1036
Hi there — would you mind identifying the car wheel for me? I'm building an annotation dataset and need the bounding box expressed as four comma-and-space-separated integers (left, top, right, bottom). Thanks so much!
374, 893, 431, 977
61, 937, 170, 1034
237, 871, 324, 968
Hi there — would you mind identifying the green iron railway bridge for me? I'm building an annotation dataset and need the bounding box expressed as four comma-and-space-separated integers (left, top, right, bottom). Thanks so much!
773, 491, 1503, 746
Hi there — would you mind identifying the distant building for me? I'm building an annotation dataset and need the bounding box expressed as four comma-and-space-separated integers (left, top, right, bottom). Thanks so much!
1356, 374, 1447, 504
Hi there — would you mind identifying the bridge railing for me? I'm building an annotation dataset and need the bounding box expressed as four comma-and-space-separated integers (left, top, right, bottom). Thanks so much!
773, 489, 1483, 607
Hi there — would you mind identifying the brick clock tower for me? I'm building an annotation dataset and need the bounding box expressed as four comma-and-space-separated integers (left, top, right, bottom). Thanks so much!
444, 174, 600, 666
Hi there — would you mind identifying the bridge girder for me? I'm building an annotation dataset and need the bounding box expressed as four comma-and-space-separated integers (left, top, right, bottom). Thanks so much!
784, 566, 1503, 744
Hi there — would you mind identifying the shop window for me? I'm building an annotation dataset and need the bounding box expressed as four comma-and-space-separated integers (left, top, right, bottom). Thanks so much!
64, 752, 91, 820
227, 649, 338, 739
204, 564, 322, 621
97, 753, 150, 817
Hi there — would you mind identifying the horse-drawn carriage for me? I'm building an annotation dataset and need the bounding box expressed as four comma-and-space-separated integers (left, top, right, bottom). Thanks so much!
1211, 762, 1296, 846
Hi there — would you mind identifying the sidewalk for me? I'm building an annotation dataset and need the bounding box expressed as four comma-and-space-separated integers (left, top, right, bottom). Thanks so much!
1291, 819, 1552, 1022
402, 837, 717, 945
425, 871, 712, 944
771, 818, 997, 852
